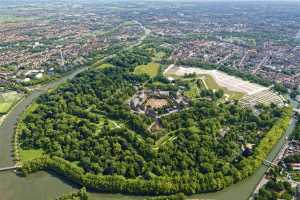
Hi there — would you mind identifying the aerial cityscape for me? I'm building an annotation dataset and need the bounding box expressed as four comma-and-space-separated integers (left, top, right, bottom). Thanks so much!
0, 0, 299, 200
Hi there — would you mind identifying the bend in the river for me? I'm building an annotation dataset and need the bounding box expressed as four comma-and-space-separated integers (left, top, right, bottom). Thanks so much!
0, 65, 297, 200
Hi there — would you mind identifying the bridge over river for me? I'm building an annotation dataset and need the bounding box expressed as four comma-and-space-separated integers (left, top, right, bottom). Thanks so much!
0, 165, 21, 172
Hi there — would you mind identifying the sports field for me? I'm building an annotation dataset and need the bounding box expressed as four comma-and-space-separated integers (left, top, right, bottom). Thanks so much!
134, 63, 160, 78
0, 91, 23, 114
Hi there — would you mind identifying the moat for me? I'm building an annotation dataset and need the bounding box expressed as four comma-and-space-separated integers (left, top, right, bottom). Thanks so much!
0, 66, 297, 200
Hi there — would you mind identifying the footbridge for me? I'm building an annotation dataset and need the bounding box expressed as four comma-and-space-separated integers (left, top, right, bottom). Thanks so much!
0, 165, 21, 172
263, 159, 277, 167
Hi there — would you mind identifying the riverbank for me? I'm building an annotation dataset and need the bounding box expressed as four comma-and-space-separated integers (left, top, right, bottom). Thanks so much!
251, 118, 296, 197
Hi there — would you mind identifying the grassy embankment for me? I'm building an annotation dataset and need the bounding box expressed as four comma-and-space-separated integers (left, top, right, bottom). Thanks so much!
0, 91, 23, 114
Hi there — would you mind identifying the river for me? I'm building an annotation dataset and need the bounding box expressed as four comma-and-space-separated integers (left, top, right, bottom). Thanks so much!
0, 66, 297, 200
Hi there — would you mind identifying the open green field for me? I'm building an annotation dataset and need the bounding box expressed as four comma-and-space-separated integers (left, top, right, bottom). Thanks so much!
97, 63, 114, 69
134, 62, 160, 78
0, 91, 23, 114
20, 149, 44, 162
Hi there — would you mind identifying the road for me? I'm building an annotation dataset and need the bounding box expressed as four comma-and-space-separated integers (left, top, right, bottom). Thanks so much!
0, 165, 21, 172
238, 51, 248, 67
252, 55, 269, 75
217, 52, 234, 65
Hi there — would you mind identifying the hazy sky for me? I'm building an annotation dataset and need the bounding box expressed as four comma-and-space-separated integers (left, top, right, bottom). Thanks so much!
149, 0, 300, 1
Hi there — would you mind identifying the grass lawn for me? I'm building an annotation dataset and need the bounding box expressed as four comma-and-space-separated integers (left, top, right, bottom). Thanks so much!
0, 103, 12, 113
0, 91, 23, 114
134, 63, 160, 78
98, 63, 114, 69
20, 149, 44, 162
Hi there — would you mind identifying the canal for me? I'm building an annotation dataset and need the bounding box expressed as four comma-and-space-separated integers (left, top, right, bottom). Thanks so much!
0, 66, 297, 200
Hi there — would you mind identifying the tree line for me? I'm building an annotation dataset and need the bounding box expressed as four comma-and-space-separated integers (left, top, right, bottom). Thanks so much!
55, 187, 88, 200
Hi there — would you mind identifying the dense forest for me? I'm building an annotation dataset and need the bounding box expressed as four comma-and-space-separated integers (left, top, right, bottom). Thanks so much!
19, 48, 292, 195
